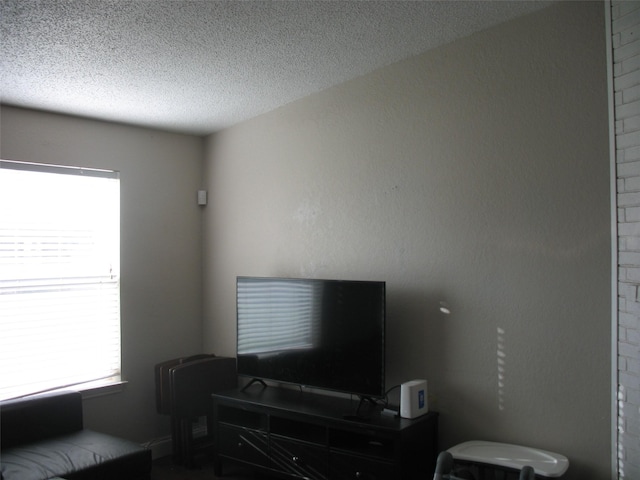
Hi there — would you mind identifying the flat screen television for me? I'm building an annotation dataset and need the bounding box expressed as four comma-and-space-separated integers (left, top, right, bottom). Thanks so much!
236, 276, 386, 399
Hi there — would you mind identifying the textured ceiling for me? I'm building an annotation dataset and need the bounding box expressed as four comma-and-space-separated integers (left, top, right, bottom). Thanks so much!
1, 1, 552, 135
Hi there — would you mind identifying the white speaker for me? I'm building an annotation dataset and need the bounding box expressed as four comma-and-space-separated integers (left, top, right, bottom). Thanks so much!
400, 379, 428, 419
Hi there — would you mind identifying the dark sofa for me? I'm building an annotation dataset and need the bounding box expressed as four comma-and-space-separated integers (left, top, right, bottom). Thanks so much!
1, 390, 151, 480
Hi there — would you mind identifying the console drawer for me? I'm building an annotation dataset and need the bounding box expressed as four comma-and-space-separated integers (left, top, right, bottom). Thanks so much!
271, 436, 328, 480
218, 425, 271, 468
329, 451, 395, 480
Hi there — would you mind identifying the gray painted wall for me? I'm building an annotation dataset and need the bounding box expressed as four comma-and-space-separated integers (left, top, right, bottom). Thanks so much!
203, 3, 610, 478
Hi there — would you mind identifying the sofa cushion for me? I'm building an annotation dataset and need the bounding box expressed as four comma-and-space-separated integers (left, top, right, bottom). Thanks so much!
0, 429, 151, 480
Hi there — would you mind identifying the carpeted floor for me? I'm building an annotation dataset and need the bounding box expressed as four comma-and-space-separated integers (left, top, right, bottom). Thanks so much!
151, 455, 279, 480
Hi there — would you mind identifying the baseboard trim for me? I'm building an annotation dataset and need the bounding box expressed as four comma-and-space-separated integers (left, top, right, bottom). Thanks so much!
143, 424, 207, 460
142, 435, 172, 460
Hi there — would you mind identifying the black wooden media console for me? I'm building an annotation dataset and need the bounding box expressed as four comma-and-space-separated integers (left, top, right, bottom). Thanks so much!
212, 386, 438, 480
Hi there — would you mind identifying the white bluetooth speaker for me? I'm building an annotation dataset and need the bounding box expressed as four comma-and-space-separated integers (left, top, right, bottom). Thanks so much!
400, 379, 428, 419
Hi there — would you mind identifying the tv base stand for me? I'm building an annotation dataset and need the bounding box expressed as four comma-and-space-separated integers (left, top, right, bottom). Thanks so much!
240, 377, 267, 392
212, 387, 438, 480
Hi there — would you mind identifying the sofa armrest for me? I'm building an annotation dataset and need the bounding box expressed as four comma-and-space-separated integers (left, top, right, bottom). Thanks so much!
1, 391, 83, 448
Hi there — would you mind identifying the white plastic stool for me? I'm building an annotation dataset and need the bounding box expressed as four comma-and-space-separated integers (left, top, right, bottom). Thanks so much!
447, 441, 569, 478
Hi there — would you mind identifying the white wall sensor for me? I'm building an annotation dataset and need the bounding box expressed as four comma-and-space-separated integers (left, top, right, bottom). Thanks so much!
197, 190, 208, 206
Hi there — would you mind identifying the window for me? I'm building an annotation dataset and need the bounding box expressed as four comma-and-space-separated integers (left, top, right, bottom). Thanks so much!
0, 160, 120, 400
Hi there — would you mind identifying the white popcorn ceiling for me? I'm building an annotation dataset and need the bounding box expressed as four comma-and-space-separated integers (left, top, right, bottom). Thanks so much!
1, 0, 552, 135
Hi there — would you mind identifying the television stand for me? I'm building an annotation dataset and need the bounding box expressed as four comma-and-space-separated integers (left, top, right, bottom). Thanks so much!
240, 378, 267, 392
212, 387, 438, 480
342, 395, 379, 421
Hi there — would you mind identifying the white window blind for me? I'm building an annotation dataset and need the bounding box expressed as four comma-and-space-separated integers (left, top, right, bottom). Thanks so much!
0, 160, 120, 400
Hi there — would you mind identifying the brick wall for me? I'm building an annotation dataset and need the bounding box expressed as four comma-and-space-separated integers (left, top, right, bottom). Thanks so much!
612, 1, 640, 478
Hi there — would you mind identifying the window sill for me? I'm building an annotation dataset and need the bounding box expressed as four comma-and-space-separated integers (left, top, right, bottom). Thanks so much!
61, 377, 128, 400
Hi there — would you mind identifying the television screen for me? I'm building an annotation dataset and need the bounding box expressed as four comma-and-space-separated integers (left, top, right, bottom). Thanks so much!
236, 276, 385, 398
